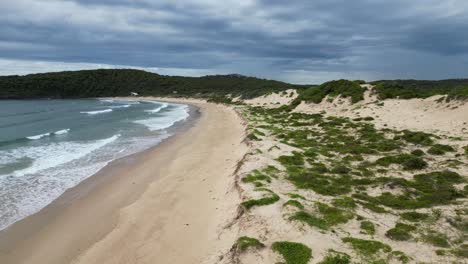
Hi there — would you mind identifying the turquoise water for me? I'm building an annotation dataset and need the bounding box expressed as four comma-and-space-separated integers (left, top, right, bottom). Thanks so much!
0, 99, 190, 230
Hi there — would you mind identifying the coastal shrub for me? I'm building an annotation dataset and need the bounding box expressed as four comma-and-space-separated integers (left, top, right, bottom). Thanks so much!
332, 197, 357, 209
342, 237, 392, 256
389, 251, 410, 263
385, 223, 416, 241
286, 193, 306, 200
290, 203, 354, 230
424, 233, 450, 248
295, 79, 365, 104
272, 241, 312, 264
283, 200, 305, 210
427, 144, 455, 155
411, 149, 425, 156
318, 251, 351, 264
290, 211, 328, 230
236, 236, 265, 252
360, 221, 376, 236
331, 165, 351, 174
288, 172, 352, 196
277, 151, 305, 167
375, 154, 427, 170
241, 193, 280, 209
247, 132, 260, 141
397, 131, 434, 146
353, 171, 464, 209
242, 171, 271, 183
400, 211, 429, 222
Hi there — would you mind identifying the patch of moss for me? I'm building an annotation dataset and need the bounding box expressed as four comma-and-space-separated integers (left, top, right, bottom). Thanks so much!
385, 223, 416, 241
272, 241, 312, 264
236, 236, 265, 252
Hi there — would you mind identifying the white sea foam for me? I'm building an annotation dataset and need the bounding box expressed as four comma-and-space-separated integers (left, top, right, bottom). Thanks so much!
80, 109, 113, 115
4, 135, 120, 178
144, 103, 168, 113
54, 129, 70, 135
109, 104, 131, 109
99, 99, 114, 103
26, 132, 51, 140
135, 104, 189, 131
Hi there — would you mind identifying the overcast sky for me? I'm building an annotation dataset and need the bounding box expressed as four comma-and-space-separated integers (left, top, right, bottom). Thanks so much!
1, 0, 467, 84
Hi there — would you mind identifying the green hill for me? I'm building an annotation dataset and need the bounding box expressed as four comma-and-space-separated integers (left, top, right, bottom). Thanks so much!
0, 69, 303, 99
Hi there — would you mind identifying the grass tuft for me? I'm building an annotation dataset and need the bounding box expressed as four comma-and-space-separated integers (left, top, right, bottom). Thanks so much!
236, 236, 265, 252
272, 241, 312, 264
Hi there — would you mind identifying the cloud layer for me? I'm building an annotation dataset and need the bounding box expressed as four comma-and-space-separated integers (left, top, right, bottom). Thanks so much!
1, 0, 467, 83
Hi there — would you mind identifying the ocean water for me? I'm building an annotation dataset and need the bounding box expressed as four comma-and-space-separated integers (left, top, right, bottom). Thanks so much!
0, 99, 190, 230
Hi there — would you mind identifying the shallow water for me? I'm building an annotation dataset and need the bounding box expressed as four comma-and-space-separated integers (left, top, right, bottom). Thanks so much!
0, 99, 189, 230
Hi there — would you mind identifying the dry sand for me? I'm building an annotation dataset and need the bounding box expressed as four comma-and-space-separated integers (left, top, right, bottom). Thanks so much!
0, 98, 248, 264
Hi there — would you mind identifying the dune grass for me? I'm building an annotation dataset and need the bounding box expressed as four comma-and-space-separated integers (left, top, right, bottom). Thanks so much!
272, 241, 312, 264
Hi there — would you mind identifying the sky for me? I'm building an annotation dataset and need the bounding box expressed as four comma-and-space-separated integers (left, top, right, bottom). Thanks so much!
1, 0, 468, 84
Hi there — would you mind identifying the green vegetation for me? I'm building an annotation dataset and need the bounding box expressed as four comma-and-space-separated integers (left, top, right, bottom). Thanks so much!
272, 241, 312, 264
353, 170, 465, 209
411, 149, 425, 156
375, 154, 428, 170
242, 170, 271, 183
0, 69, 304, 99
424, 233, 450, 248
372, 79, 468, 100
342, 237, 392, 256
241, 192, 280, 209
290, 203, 354, 230
427, 144, 455, 155
294, 79, 366, 104
360, 220, 376, 236
332, 197, 356, 209
236, 236, 265, 252
385, 223, 416, 241
389, 251, 411, 263
400, 211, 429, 222
396, 131, 434, 146
318, 251, 351, 264
283, 200, 305, 210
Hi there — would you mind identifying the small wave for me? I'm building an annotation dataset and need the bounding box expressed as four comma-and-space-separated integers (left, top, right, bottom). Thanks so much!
25, 129, 70, 140
54, 129, 70, 135
27, 133, 51, 140
144, 103, 168, 114
135, 104, 189, 131
99, 99, 114, 103
109, 104, 131, 109
80, 109, 113, 115
3, 134, 120, 177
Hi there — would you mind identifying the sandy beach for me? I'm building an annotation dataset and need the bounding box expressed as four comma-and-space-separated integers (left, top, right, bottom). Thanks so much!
0, 98, 248, 264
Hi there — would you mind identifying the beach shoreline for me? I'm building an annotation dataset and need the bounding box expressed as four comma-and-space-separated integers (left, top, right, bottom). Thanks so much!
0, 98, 248, 264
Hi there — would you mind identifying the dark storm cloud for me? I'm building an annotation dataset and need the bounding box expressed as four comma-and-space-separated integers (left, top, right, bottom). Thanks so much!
0, 0, 467, 83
